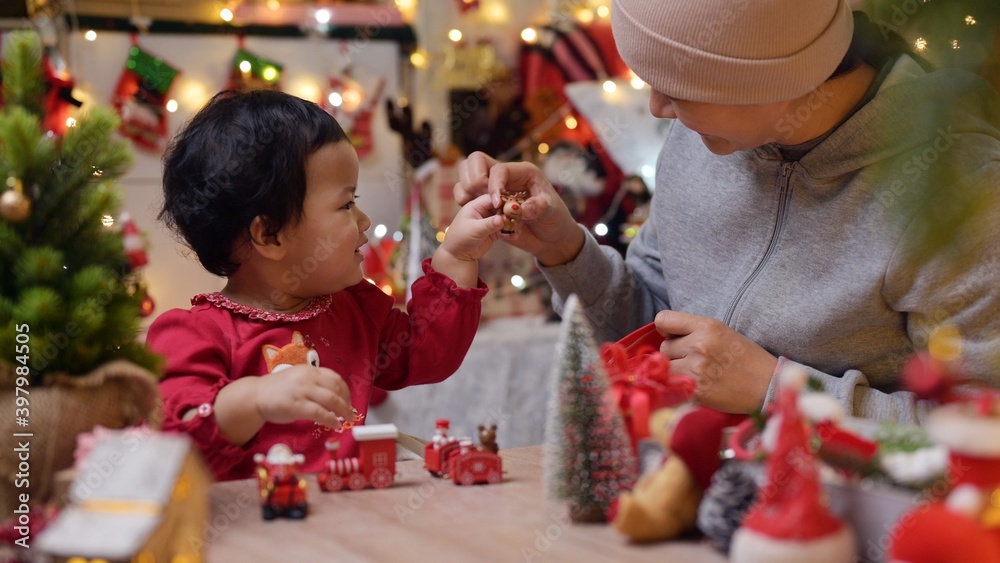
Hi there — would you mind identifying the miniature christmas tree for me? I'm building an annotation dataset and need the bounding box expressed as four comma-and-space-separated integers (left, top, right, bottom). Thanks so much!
0, 30, 160, 386
543, 295, 638, 522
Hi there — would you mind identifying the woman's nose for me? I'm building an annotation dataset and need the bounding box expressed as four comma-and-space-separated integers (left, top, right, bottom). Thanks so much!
649, 90, 676, 119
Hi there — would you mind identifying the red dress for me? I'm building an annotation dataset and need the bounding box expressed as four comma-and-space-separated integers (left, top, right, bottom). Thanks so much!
147, 260, 487, 480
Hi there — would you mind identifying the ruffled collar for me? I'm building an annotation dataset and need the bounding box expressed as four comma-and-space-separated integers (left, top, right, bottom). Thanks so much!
192, 292, 332, 322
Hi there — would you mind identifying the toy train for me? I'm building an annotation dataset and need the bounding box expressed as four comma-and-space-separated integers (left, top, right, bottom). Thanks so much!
424, 420, 502, 485
318, 423, 399, 492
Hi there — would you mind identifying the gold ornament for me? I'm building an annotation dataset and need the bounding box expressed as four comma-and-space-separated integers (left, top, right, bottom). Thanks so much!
0, 181, 31, 223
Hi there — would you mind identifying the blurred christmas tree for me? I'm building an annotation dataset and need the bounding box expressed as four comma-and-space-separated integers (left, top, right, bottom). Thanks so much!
543, 295, 637, 522
0, 31, 160, 387
873, 0, 999, 89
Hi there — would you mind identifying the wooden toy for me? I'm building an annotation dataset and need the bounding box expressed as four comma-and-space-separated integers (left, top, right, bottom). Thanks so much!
424, 419, 502, 485
318, 423, 399, 492
254, 444, 308, 520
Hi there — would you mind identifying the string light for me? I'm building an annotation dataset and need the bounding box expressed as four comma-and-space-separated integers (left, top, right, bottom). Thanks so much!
564, 115, 578, 130
965, 15, 977, 25
448, 29, 463, 42
341, 87, 363, 111
239, 59, 252, 73
267, 0, 280, 10
602, 80, 616, 93
166, 99, 179, 112
328, 92, 343, 107
951, 39, 960, 49
374, 224, 388, 238
102, 215, 115, 228
510, 275, 526, 290
538, 142, 550, 155
409, 50, 429, 68
593, 223, 608, 236
596, 5, 610, 18
914, 37, 928, 51
928, 325, 962, 362
84, 30, 97, 41
315, 9, 331, 24
575, 9, 594, 24
262, 66, 278, 81
483, 0, 509, 23
220, 7, 234, 22
521, 27, 538, 44
65, 117, 77, 128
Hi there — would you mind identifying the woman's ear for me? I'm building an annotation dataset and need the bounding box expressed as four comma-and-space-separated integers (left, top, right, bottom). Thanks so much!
249, 215, 286, 261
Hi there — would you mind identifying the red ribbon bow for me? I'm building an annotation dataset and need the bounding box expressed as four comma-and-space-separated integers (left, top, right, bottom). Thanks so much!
600, 328, 695, 447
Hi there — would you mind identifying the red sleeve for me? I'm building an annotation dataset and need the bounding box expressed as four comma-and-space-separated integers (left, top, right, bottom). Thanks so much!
372, 258, 487, 390
146, 309, 258, 479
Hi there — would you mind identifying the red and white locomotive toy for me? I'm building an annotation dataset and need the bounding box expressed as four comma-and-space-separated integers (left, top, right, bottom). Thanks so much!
318, 423, 399, 492
253, 443, 309, 520
424, 419, 503, 485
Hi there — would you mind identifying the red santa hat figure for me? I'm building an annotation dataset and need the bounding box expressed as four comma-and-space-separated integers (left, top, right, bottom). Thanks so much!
119, 212, 148, 270
730, 366, 855, 563
888, 378, 1000, 562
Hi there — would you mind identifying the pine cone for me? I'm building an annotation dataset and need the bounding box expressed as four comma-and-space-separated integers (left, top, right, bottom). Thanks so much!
696, 460, 762, 553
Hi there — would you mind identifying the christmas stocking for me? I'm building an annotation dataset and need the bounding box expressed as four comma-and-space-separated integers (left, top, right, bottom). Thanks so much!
112, 42, 179, 151
228, 47, 283, 92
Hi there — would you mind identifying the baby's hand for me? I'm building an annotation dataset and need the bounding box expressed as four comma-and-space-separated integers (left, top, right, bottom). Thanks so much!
439, 193, 505, 262
255, 365, 352, 429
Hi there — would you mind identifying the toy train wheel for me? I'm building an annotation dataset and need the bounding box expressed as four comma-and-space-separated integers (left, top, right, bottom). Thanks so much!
370, 467, 393, 489
323, 473, 344, 492
347, 472, 367, 491
458, 471, 475, 486
487, 470, 501, 484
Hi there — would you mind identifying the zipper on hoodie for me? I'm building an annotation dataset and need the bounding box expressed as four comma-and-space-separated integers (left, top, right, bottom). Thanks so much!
722, 161, 795, 326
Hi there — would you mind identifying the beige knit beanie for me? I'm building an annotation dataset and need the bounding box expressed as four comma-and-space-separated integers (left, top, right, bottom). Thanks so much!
612, 0, 854, 105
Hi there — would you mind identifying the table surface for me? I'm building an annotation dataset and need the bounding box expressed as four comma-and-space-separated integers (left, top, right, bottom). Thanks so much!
207, 445, 727, 562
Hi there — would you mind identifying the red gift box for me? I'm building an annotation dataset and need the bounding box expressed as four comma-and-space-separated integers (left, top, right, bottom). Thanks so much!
601, 323, 695, 448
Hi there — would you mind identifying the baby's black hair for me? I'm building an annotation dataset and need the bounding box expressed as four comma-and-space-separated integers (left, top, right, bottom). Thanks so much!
159, 89, 349, 277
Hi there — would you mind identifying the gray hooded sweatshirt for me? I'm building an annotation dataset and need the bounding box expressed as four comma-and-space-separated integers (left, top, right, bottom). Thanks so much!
540, 56, 1000, 423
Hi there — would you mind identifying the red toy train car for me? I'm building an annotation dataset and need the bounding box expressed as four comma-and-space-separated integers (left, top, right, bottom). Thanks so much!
318, 423, 399, 492
424, 420, 502, 485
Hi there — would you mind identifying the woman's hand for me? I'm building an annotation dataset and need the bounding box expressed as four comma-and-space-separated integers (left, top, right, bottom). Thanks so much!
454, 152, 585, 266
655, 310, 778, 413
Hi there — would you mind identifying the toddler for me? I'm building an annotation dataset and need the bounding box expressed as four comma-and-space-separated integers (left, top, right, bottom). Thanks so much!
147, 90, 503, 480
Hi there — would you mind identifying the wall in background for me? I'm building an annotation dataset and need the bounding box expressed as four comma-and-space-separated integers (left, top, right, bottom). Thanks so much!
66, 30, 405, 328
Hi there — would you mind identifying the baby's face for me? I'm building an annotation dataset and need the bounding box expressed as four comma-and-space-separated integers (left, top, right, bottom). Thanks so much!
279, 141, 370, 296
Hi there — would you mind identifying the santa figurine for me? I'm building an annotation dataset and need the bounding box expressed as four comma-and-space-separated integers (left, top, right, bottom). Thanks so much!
888, 356, 1000, 562
730, 367, 855, 563
432, 419, 455, 450
119, 212, 148, 270
253, 443, 308, 520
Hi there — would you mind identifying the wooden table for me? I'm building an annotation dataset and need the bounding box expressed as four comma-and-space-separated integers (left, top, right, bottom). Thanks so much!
207, 446, 727, 562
